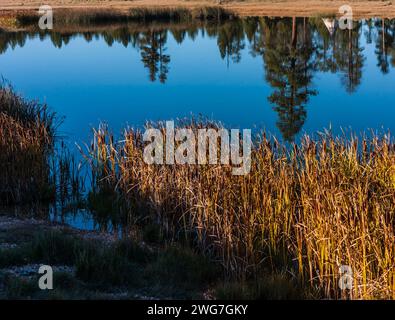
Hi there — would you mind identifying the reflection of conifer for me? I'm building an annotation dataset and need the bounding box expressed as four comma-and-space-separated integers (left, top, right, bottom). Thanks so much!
187, 26, 199, 40
333, 24, 364, 93
0, 17, 392, 97
63, 34, 71, 46
390, 19, 395, 67
345, 28, 364, 92
103, 32, 114, 47
170, 28, 186, 44
217, 20, 245, 66
312, 18, 365, 92
139, 30, 170, 83
243, 18, 259, 45
263, 17, 316, 142
375, 18, 394, 74
83, 32, 93, 43
50, 32, 63, 48
364, 19, 374, 44
0, 32, 10, 54
310, 17, 338, 73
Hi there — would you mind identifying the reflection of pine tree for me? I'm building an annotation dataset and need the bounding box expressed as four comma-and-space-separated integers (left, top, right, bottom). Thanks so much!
312, 17, 338, 73
390, 20, 395, 67
2, 16, 392, 97
364, 19, 374, 44
243, 17, 260, 57
375, 18, 395, 74
0, 31, 27, 54
139, 30, 170, 83
50, 32, 63, 48
83, 32, 93, 43
346, 28, 364, 92
312, 18, 365, 92
187, 26, 199, 41
333, 24, 364, 93
170, 28, 186, 44
263, 17, 316, 142
217, 20, 245, 66
158, 32, 170, 83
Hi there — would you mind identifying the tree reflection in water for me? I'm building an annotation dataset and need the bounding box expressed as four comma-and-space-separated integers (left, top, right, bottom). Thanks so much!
1, 17, 395, 141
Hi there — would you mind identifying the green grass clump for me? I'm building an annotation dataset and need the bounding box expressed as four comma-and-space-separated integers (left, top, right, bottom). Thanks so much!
1, 274, 37, 299
115, 239, 152, 264
0, 230, 83, 268
28, 231, 83, 265
75, 243, 142, 287
0, 248, 29, 268
215, 274, 305, 300
0, 271, 106, 300
145, 246, 221, 290
0, 230, 149, 288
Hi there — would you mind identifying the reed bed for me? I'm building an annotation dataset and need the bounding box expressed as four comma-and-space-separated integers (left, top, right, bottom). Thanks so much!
0, 85, 82, 205
0, 85, 55, 204
84, 121, 395, 299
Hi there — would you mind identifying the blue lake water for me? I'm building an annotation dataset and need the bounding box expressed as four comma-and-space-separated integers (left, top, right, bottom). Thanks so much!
1, 17, 395, 147
2, 17, 395, 231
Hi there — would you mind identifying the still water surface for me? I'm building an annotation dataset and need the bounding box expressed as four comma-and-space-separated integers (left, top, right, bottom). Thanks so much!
1, 17, 395, 230
1, 17, 395, 144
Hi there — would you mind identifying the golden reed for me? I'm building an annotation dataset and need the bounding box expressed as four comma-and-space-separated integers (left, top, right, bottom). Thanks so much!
85, 122, 395, 299
0, 86, 55, 204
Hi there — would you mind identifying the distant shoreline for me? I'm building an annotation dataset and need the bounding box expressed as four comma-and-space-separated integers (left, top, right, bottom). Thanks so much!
0, 0, 395, 19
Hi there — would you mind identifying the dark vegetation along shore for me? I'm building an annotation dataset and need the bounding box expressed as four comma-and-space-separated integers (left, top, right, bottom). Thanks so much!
0, 86, 55, 205
0, 6, 235, 31
1, 81, 395, 300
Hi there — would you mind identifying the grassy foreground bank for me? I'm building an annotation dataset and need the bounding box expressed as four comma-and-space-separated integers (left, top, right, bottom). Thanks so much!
0, 216, 223, 299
